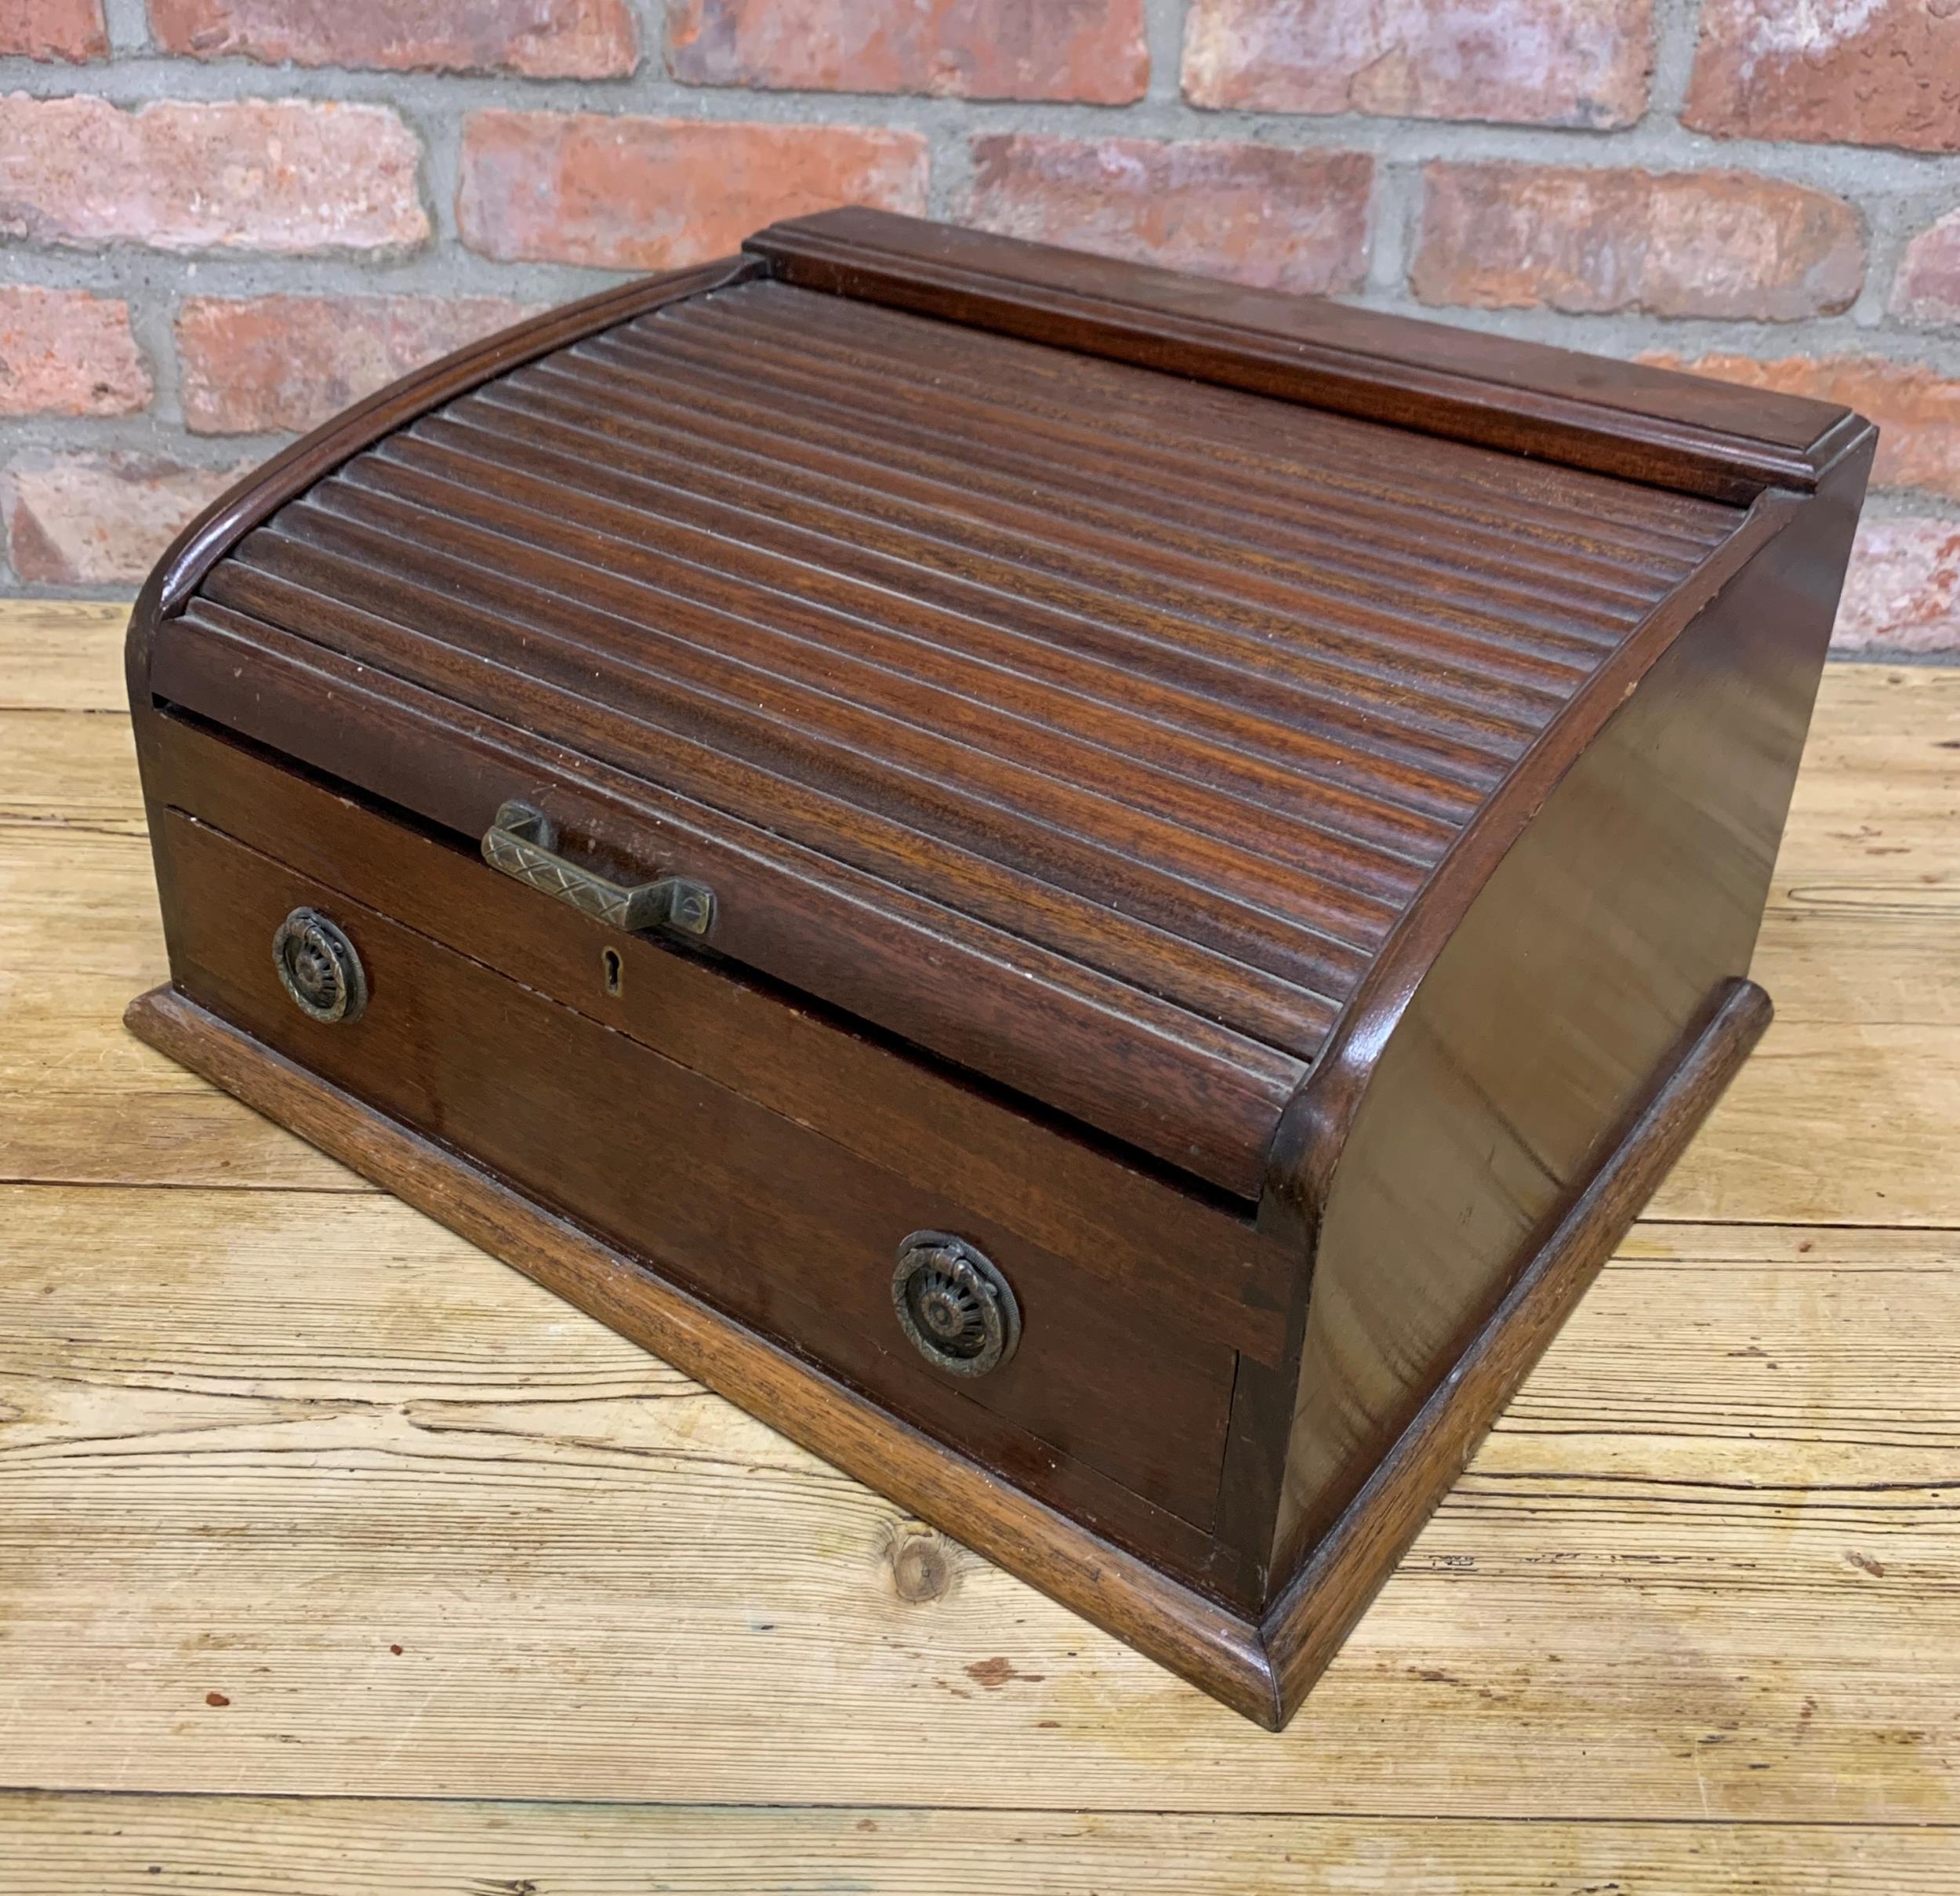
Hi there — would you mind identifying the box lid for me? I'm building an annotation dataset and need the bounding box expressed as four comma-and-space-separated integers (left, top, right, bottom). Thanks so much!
136, 210, 1856, 1200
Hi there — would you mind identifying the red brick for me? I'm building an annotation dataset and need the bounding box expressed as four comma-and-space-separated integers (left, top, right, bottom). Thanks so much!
962, 136, 1370, 296
1892, 209, 1960, 325
666, 0, 1146, 102
0, 0, 107, 58
148, 0, 637, 79
1639, 353, 1960, 501
1686, 0, 1960, 152
1181, 0, 1651, 126
5, 452, 244, 584
0, 287, 149, 416
178, 294, 543, 435
0, 94, 427, 255
1834, 517, 1960, 653
457, 111, 927, 270
1412, 163, 1864, 320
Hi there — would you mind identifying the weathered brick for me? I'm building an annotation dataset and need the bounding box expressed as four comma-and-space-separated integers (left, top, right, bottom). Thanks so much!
5, 452, 243, 584
1891, 209, 1960, 326
963, 136, 1370, 295
1181, 0, 1652, 126
0, 94, 428, 255
0, 0, 107, 59
1686, 0, 1960, 153
178, 294, 543, 435
667, 0, 1146, 102
1641, 353, 1960, 501
458, 111, 927, 269
0, 287, 149, 416
1412, 163, 1864, 320
1834, 517, 1960, 654
148, 0, 637, 79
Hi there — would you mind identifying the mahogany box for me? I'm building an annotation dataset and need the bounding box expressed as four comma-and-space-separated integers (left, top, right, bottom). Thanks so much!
125, 209, 1875, 1727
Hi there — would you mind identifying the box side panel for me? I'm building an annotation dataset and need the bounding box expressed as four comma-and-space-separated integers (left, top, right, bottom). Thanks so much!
1261, 447, 1869, 1593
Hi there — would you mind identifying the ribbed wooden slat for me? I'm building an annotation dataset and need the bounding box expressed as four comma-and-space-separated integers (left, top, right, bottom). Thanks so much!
170, 272, 1748, 1193
595, 319, 1684, 619
299, 461, 1475, 856
535, 348, 1630, 667
212, 536, 1394, 993
563, 334, 1650, 638
660, 285, 1739, 555
404, 405, 1557, 752
328, 428, 1497, 832
365, 420, 1523, 783
247, 507, 1433, 906
152, 597, 1314, 1198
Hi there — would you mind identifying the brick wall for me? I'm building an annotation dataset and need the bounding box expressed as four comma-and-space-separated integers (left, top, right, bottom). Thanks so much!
3, 0, 1957, 653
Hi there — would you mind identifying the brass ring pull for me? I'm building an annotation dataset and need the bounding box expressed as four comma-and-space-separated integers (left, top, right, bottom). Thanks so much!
891, 1232, 1021, 1379
273, 907, 367, 1024
481, 802, 714, 938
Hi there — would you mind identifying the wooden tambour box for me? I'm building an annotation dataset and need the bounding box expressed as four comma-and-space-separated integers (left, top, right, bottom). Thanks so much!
125, 209, 1874, 1727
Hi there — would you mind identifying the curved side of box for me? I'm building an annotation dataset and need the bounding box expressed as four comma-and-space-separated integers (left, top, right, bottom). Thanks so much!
1257, 975, 1772, 1727
1255, 477, 1805, 1248
1222, 425, 1875, 1636
123, 255, 758, 716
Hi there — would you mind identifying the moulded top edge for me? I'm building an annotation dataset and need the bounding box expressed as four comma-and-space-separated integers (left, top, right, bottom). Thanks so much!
747, 207, 1858, 505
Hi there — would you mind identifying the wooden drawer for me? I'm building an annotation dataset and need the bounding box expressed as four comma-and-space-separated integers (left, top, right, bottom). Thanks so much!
151, 800, 1245, 1545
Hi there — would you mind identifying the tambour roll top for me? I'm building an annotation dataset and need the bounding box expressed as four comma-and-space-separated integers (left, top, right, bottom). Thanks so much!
138, 207, 1853, 1200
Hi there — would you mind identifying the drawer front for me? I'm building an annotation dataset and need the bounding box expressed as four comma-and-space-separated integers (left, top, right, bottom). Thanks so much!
153, 806, 1239, 1536
141, 710, 1296, 1375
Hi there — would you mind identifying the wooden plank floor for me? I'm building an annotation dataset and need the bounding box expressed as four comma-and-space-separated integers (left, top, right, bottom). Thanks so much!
1, 601, 1955, 1891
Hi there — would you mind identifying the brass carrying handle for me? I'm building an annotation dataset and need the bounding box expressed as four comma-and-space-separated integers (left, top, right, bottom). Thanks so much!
481, 802, 715, 937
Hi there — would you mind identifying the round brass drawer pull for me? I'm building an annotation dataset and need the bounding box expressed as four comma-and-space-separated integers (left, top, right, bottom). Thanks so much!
891, 1232, 1020, 1378
273, 907, 367, 1025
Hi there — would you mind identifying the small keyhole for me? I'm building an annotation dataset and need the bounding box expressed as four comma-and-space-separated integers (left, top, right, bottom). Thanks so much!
601, 947, 622, 997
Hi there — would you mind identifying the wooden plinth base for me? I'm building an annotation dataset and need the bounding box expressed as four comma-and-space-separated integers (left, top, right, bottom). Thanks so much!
125, 978, 1769, 1729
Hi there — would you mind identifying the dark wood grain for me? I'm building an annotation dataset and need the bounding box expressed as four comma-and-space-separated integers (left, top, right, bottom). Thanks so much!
632, 285, 1744, 565
122, 986, 1284, 1725
123, 210, 1875, 1723
139, 706, 1295, 1371
146, 595, 1302, 1198
135, 260, 1759, 1197
747, 209, 1858, 503
150, 806, 1241, 1556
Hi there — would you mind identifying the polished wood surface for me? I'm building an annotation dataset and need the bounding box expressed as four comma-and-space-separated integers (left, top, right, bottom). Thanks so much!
145, 808, 1242, 1549
1258, 444, 1866, 1587
119, 964, 1769, 1726
120, 221, 1873, 1711
136, 232, 1792, 1196
4, 602, 1955, 1879
750, 208, 1860, 502
1263, 979, 1772, 1717
136, 710, 1293, 1369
